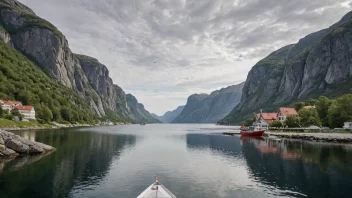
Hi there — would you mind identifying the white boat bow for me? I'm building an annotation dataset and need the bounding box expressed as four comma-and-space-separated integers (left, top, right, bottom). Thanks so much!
137, 176, 176, 198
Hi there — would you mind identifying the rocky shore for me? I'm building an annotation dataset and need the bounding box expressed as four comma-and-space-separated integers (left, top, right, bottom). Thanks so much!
266, 132, 352, 143
0, 129, 55, 158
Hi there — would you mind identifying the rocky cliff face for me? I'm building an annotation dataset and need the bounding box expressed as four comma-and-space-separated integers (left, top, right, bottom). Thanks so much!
0, 0, 158, 123
219, 11, 352, 124
152, 105, 185, 123
173, 83, 244, 123
125, 94, 161, 123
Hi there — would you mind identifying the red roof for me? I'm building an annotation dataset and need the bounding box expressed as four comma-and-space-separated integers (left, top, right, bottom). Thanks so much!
257, 112, 278, 124
279, 107, 298, 116
15, 106, 33, 111
11, 101, 22, 106
0, 100, 22, 106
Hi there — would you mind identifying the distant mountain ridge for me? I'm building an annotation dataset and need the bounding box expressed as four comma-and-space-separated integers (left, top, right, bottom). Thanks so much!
0, 0, 159, 123
152, 105, 184, 123
219, 11, 352, 125
173, 82, 244, 123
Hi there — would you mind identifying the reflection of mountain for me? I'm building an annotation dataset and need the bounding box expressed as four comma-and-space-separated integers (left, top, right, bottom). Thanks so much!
0, 129, 136, 198
186, 134, 242, 155
241, 138, 352, 198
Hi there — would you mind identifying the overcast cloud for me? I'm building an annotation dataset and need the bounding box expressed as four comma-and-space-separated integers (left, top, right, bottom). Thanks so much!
19, 0, 352, 115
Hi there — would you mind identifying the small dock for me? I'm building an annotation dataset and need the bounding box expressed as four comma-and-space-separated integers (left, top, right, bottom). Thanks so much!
223, 131, 240, 136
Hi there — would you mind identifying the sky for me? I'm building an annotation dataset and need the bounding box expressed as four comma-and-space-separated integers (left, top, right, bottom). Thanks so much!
19, 0, 352, 115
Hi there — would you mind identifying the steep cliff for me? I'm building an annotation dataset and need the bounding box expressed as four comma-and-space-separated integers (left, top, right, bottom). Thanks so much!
173, 83, 244, 123
125, 94, 161, 123
152, 105, 185, 123
219, 11, 352, 125
0, 0, 158, 123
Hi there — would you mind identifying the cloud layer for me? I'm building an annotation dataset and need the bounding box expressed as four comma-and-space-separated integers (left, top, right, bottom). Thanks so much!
19, 0, 352, 115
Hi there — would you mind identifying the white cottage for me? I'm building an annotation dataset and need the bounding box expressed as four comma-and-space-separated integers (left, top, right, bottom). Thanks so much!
15, 106, 36, 120
343, 122, 352, 129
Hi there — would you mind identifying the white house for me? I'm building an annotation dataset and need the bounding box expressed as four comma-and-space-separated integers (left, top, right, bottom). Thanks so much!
0, 100, 22, 111
15, 106, 36, 120
0, 100, 13, 111
277, 107, 298, 122
344, 122, 352, 129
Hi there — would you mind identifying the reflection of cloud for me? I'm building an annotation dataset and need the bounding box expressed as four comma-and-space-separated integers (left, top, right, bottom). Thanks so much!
19, 0, 352, 114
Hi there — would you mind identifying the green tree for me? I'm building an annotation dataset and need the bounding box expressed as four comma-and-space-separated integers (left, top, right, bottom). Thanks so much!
243, 116, 256, 126
10, 108, 24, 120
328, 94, 352, 128
315, 96, 332, 127
41, 105, 53, 122
4, 114, 14, 120
269, 120, 283, 128
52, 107, 62, 121
305, 98, 317, 106
294, 102, 305, 112
0, 105, 3, 118
298, 108, 321, 127
61, 106, 73, 123
285, 115, 301, 128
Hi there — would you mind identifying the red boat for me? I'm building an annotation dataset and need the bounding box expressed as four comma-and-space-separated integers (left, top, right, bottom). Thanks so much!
240, 130, 265, 137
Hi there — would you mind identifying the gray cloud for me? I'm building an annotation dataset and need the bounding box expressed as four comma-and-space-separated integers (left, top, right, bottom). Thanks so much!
19, 0, 352, 114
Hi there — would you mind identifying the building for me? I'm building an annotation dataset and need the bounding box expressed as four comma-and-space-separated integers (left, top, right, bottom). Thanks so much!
0, 100, 22, 111
277, 107, 298, 121
15, 106, 36, 120
303, 105, 315, 109
0, 100, 12, 111
1, 99, 35, 120
256, 113, 277, 125
344, 122, 352, 129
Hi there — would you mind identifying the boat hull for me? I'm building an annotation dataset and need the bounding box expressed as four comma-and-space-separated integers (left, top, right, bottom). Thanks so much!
240, 130, 265, 137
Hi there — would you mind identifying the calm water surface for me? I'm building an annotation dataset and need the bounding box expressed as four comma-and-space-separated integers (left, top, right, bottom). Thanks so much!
1, 124, 352, 198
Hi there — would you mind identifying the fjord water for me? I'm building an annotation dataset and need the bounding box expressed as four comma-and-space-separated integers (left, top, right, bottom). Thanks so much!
1, 125, 352, 198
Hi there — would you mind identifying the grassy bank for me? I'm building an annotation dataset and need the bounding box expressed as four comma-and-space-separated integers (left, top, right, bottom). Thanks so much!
0, 118, 51, 129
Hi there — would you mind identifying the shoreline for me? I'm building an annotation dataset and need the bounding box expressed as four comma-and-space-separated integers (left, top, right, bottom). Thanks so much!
223, 131, 352, 144
266, 132, 352, 143
0, 129, 55, 159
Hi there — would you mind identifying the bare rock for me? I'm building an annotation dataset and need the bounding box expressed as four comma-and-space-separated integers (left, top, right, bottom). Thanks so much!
35, 142, 54, 152
0, 144, 5, 152
1, 148, 17, 157
6, 139, 29, 154
29, 144, 44, 154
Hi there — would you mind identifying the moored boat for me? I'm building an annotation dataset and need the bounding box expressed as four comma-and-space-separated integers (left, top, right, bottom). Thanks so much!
137, 176, 176, 198
240, 129, 265, 137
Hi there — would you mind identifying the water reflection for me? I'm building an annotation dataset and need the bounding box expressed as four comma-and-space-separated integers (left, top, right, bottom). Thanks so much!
0, 128, 136, 198
1, 125, 352, 198
241, 137, 352, 198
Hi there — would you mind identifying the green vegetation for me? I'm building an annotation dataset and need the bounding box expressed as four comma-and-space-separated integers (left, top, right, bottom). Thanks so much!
0, 118, 47, 128
291, 94, 352, 128
285, 115, 301, 127
315, 96, 332, 126
269, 120, 283, 128
242, 116, 256, 126
0, 105, 3, 117
103, 110, 133, 124
298, 108, 321, 127
293, 102, 305, 112
328, 94, 352, 128
0, 40, 95, 124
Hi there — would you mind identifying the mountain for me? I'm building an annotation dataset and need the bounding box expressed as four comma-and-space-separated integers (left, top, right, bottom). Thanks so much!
219, 11, 352, 125
152, 105, 185, 123
172, 83, 244, 123
0, 0, 158, 124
